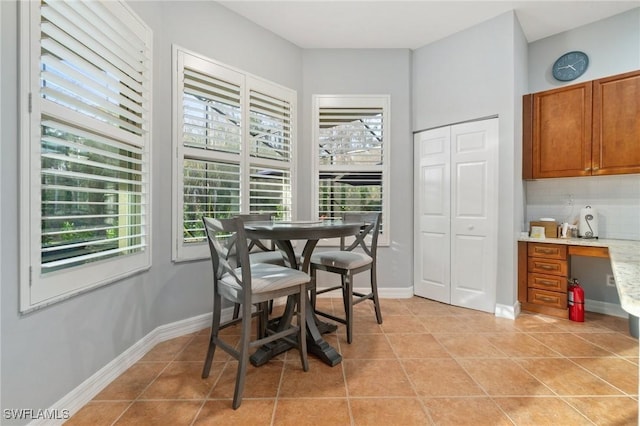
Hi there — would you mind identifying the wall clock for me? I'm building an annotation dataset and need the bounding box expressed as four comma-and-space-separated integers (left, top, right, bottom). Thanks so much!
552, 51, 589, 81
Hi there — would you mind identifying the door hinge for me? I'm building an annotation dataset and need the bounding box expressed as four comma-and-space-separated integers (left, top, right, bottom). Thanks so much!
28, 93, 33, 113
29, 266, 33, 286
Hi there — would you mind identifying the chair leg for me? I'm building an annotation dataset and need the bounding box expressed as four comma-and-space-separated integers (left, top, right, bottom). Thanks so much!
232, 302, 253, 409
232, 303, 240, 320
309, 266, 317, 310
257, 302, 268, 339
202, 292, 222, 378
297, 291, 309, 372
344, 273, 354, 344
371, 265, 383, 324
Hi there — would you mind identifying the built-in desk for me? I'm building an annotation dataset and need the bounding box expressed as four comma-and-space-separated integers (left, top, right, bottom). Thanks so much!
518, 237, 640, 318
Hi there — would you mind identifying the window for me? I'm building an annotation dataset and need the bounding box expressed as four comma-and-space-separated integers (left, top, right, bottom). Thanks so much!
19, 1, 152, 312
312, 95, 390, 245
173, 48, 296, 261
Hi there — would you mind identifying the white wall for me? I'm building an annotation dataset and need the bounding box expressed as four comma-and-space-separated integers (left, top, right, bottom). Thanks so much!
0, 1, 302, 418
412, 11, 527, 309
300, 49, 413, 293
525, 8, 640, 310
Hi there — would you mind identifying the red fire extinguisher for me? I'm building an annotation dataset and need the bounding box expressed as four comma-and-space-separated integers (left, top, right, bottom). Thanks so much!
568, 278, 585, 322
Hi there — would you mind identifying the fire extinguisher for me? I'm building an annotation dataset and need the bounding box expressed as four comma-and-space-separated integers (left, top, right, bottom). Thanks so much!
568, 278, 585, 322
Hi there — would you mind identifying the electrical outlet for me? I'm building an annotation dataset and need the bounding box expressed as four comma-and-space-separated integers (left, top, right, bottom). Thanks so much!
566, 194, 574, 207
606, 274, 616, 287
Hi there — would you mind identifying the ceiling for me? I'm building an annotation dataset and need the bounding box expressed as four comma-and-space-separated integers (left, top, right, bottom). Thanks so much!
219, 1, 639, 49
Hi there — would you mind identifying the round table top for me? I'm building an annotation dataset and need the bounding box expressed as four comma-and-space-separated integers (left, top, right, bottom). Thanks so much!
244, 220, 363, 240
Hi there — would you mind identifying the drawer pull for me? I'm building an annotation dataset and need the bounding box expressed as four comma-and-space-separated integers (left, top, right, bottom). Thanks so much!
538, 280, 556, 286
538, 296, 556, 303
538, 265, 556, 270
538, 249, 556, 254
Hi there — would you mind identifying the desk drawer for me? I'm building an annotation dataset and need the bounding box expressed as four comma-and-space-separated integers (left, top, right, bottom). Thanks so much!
528, 273, 568, 292
527, 258, 568, 276
528, 288, 568, 309
528, 243, 567, 259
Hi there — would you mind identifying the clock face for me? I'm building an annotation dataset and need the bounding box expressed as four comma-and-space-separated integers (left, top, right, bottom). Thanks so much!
552, 51, 589, 81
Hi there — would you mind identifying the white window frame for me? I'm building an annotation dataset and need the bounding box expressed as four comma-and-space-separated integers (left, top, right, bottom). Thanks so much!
19, 1, 153, 313
172, 47, 297, 262
312, 94, 390, 246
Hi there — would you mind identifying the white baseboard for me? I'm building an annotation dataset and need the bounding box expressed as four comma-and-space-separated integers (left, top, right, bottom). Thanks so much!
495, 301, 521, 320
29, 309, 229, 426
585, 298, 627, 318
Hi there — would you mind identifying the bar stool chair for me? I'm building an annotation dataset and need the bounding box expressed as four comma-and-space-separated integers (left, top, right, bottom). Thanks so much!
201, 216, 309, 409
310, 212, 383, 344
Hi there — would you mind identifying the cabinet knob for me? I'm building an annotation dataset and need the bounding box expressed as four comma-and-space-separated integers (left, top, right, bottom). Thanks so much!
593, 166, 599, 171
584, 167, 591, 172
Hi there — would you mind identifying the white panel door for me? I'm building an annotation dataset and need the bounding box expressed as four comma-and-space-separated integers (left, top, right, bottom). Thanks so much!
450, 119, 498, 312
413, 127, 450, 303
414, 118, 498, 313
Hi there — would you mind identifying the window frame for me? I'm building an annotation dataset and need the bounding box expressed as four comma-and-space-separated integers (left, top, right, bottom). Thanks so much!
19, 0, 153, 313
312, 94, 390, 246
172, 46, 297, 262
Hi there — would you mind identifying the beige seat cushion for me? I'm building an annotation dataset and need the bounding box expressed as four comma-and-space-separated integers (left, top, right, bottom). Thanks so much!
310, 251, 372, 270
220, 263, 310, 294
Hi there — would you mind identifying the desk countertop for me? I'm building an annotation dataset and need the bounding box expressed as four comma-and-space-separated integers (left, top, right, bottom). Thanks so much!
518, 237, 640, 317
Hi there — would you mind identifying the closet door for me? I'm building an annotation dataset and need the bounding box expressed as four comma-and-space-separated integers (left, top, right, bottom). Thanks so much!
413, 127, 451, 303
450, 120, 498, 313
414, 118, 498, 313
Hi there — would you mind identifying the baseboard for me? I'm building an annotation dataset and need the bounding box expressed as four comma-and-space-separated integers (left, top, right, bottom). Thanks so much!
585, 298, 627, 318
29, 309, 229, 426
495, 301, 520, 320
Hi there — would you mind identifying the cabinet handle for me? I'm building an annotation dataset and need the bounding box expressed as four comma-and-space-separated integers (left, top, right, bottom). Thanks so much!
538, 296, 556, 303
538, 280, 556, 286
538, 249, 556, 254
593, 166, 599, 171
538, 265, 556, 270
584, 167, 591, 172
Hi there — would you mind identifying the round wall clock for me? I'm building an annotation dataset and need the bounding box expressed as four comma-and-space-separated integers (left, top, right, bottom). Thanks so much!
552, 51, 589, 81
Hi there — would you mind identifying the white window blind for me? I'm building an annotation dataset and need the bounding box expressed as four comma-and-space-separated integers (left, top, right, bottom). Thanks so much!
174, 48, 296, 261
20, 0, 152, 311
314, 96, 389, 244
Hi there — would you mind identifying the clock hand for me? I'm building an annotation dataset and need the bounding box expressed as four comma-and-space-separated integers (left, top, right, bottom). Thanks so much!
567, 64, 576, 71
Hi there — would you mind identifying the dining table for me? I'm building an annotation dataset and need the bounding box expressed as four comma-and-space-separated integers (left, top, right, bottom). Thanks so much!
243, 219, 364, 367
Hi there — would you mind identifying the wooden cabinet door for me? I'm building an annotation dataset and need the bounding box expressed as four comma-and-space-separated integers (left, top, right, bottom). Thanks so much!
592, 70, 640, 175
532, 83, 592, 178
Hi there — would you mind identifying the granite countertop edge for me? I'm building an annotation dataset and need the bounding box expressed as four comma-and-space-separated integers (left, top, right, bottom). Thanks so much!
518, 237, 640, 317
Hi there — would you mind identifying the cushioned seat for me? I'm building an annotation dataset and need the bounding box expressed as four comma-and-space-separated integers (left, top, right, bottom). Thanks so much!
201, 216, 309, 409
310, 212, 383, 344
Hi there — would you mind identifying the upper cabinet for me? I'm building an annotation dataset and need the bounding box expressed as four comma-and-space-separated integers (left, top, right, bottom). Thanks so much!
523, 70, 640, 179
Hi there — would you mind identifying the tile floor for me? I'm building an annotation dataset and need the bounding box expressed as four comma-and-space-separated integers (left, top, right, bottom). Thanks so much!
67, 297, 639, 425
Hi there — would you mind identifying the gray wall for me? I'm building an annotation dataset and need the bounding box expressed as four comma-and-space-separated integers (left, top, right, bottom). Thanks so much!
412, 11, 528, 308
0, 0, 302, 418
300, 49, 413, 292
525, 8, 640, 311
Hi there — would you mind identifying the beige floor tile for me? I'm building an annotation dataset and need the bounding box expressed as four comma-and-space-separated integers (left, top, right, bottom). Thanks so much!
380, 315, 429, 334
516, 358, 623, 396
140, 361, 218, 400
375, 299, 412, 316
209, 361, 284, 399
528, 332, 616, 357
434, 333, 506, 358
193, 399, 275, 425
406, 299, 459, 316
564, 396, 639, 425
272, 398, 350, 426
494, 397, 591, 426
279, 359, 346, 398
422, 397, 512, 425
336, 333, 395, 359
344, 359, 415, 397
512, 314, 565, 332
114, 401, 201, 426
93, 362, 167, 401
574, 332, 639, 357
140, 335, 195, 362
175, 334, 236, 362
571, 357, 639, 395
386, 333, 451, 359
65, 401, 130, 426
402, 359, 484, 397
458, 358, 553, 396
484, 332, 561, 358
350, 398, 432, 425
417, 316, 471, 333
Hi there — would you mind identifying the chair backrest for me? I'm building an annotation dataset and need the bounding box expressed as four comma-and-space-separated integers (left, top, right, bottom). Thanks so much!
341, 212, 382, 260
202, 216, 252, 296
237, 213, 273, 252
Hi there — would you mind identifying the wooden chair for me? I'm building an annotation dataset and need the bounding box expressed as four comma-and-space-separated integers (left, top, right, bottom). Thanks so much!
310, 212, 383, 344
201, 216, 309, 409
